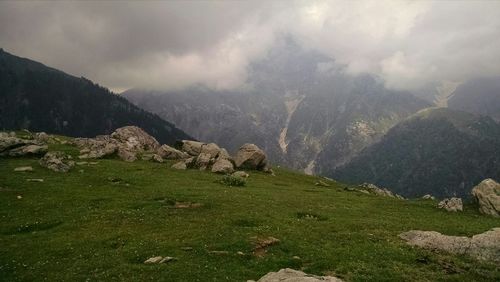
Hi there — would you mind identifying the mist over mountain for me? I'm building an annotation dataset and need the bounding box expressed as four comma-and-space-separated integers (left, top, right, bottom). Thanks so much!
448, 77, 500, 121
0, 49, 191, 144
333, 107, 500, 198
124, 38, 431, 174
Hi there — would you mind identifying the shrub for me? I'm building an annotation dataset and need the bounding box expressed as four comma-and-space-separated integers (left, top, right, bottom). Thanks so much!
218, 175, 246, 187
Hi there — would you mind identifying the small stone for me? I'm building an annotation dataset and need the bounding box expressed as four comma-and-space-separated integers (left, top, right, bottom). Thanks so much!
315, 180, 330, 187
26, 178, 44, 182
181, 247, 193, 251
159, 256, 176, 263
422, 194, 435, 200
17, 195, 22, 199
171, 161, 187, 170
292, 256, 301, 260
76, 161, 88, 165
14, 166, 33, 172
144, 256, 163, 264
237, 251, 245, 256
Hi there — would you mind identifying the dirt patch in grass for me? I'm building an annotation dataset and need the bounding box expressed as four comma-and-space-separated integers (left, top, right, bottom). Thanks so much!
251, 236, 280, 257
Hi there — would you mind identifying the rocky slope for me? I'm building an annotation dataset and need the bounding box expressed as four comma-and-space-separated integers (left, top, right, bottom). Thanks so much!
333, 108, 500, 198
123, 38, 430, 175
448, 77, 500, 121
0, 49, 191, 144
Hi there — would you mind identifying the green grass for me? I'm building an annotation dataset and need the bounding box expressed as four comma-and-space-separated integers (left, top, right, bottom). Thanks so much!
0, 141, 499, 281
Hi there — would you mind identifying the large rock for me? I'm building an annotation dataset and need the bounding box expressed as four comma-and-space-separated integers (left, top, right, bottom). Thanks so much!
200, 143, 221, 159
211, 159, 234, 174
39, 151, 74, 172
437, 197, 463, 212
111, 126, 160, 152
399, 228, 500, 263
4, 144, 48, 157
157, 144, 189, 160
0, 133, 48, 157
181, 140, 204, 156
253, 268, 343, 282
472, 178, 500, 217
76, 136, 117, 159
196, 153, 212, 170
234, 143, 267, 170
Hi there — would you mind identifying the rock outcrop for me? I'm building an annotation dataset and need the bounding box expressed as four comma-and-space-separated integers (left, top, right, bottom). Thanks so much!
472, 178, 500, 217
252, 268, 343, 282
399, 228, 500, 263
0, 134, 48, 157
357, 183, 405, 199
157, 144, 188, 160
39, 151, 74, 172
234, 143, 267, 170
437, 197, 463, 212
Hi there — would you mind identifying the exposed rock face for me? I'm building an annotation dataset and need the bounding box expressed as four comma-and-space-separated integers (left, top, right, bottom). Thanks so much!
39, 151, 74, 172
253, 268, 343, 282
196, 153, 212, 170
211, 159, 234, 174
438, 198, 463, 212
157, 144, 188, 160
472, 178, 500, 217
234, 143, 267, 170
399, 228, 500, 263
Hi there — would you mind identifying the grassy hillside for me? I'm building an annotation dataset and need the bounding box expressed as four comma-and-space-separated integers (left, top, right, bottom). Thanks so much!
0, 138, 499, 281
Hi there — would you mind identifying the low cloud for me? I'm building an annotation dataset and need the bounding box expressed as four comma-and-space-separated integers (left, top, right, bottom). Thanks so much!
1, 0, 499, 92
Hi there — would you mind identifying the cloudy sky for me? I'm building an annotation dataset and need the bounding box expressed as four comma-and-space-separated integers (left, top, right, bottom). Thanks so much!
1, 0, 499, 92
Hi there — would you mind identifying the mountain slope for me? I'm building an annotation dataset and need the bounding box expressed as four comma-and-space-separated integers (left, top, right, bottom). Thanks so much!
333, 108, 500, 198
448, 77, 500, 121
123, 38, 430, 174
0, 48, 191, 144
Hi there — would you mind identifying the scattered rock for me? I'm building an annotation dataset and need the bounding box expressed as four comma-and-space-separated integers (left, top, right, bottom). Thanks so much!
144, 256, 176, 264
252, 236, 280, 256
357, 183, 404, 199
200, 143, 222, 159
171, 161, 187, 170
26, 178, 44, 182
152, 154, 164, 163
237, 251, 245, 256
211, 159, 234, 174
234, 143, 267, 170
315, 180, 330, 187
111, 126, 160, 152
399, 228, 500, 263
174, 202, 202, 209
253, 268, 343, 282
75, 135, 117, 159
422, 194, 435, 200
39, 151, 74, 172
437, 197, 463, 212
0, 133, 48, 157
232, 171, 249, 178
14, 166, 33, 172
471, 178, 500, 217
7, 144, 48, 157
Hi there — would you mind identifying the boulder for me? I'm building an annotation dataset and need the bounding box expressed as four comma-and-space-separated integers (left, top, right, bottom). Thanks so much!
117, 149, 137, 162
211, 159, 234, 174
157, 144, 189, 160
232, 171, 249, 178
253, 268, 343, 282
152, 154, 164, 163
171, 161, 187, 170
34, 132, 50, 143
200, 143, 221, 159
14, 166, 33, 172
357, 183, 404, 199
75, 136, 117, 159
0, 136, 35, 154
5, 144, 48, 157
234, 143, 267, 170
39, 151, 74, 172
195, 153, 212, 170
422, 194, 435, 200
437, 197, 463, 212
471, 178, 500, 217
400, 228, 500, 263
216, 148, 231, 160
181, 140, 204, 156
111, 126, 160, 152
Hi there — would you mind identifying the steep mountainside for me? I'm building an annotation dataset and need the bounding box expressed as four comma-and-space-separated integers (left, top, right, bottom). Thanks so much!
448, 77, 500, 121
124, 38, 430, 174
0, 49, 191, 144
333, 108, 500, 198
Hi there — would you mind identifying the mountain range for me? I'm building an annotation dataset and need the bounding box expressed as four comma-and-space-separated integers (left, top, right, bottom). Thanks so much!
0, 48, 191, 144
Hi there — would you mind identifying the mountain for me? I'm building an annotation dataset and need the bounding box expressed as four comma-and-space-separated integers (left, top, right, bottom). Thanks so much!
333, 107, 500, 198
0, 48, 191, 144
448, 77, 500, 121
123, 38, 431, 175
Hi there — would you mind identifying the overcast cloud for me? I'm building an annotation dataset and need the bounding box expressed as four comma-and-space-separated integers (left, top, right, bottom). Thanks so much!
1, 0, 499, 92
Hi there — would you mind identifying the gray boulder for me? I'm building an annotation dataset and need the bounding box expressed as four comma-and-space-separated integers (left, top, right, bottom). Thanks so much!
195, 153, 212, 170
157, 144, 189, 160
232, 171, 249, 178
438, 197, 463, 212
253, 268, 343, 282
39, 151, 74, 172
171, 161, 187, 170
472, 178, 500, 217
111, 126, 160, 152
211, 159, 234, 174
5, 144, 48, 157
234, 143, 267, 170
200, 143, 221, 159
399, 228, 500, 263
181, 140, 204, 156
422, 194, 435, 200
